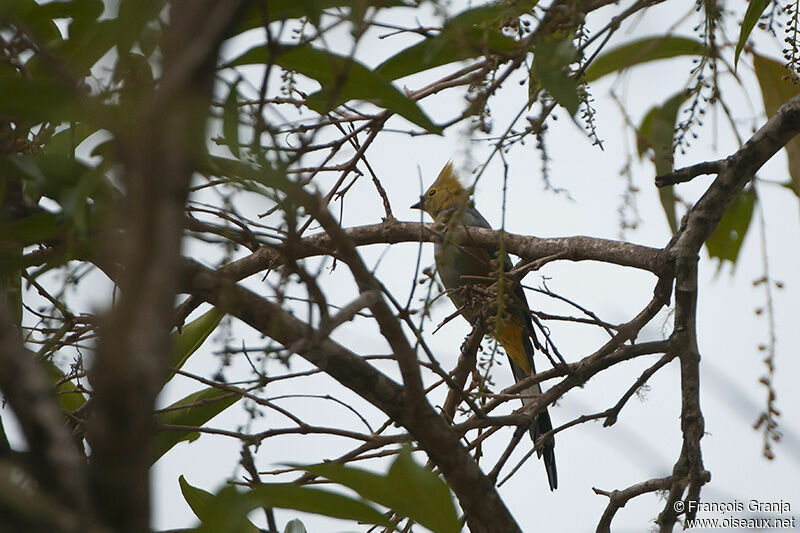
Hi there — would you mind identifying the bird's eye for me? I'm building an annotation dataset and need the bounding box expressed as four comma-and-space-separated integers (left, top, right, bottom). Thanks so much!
428, 188, 437, 196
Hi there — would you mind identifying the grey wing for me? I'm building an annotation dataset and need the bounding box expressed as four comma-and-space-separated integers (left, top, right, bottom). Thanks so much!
464, 207, 541, 360
460, 207, 492, 229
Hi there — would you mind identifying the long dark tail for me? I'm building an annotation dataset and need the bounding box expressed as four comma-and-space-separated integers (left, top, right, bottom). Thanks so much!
529, 403, 557, 491
509, 358, 558, 491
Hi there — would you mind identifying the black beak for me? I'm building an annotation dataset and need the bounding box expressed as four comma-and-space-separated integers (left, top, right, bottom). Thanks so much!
410, 198, 422, 209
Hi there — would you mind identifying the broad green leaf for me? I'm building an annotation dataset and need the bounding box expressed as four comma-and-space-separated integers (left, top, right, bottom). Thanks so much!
45, 123, 101, 157
706, 188, 756, 271
0, 73, 86, 122
0, 0, 63, 44
3, 154, 99, 204
197, 484, 392, 533
532, 38, 579, 115
300, 0, 323, 27
153, 387, 242, 464
638, 92, 687, 233
44, 358, 86, 413
735, 0, 769, 68
387, 450, 459, 533
584, 36, 705, 83
232, 0, 407, 35
657, 187, 678, 235
139, 23, 161, 58
0, 209, 96, 272
753, 53, 800, 197
229, 45, 441, 134
223, 80, 242, 159
179, 476, 260, 533
37, 0, 104, 23
374, 4, 522, 81
117, 0, 164, 55
55, 19, 118, 76
294, 448, 459, 533
283, 519, 308, 533
0, 211, 62, 250
114, 52, 155, 92
3, 154, 111, 240
17, 13, 114, 82
166, 307, 224, 384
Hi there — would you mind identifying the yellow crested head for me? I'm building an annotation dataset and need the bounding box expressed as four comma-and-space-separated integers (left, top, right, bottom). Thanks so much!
410, 161, 471, 219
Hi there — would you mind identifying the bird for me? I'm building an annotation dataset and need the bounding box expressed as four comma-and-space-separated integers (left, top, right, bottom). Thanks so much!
411, 161, 560, 491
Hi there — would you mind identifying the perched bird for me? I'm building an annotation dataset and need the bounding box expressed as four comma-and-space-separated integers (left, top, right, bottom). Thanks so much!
411, 161, 559, 491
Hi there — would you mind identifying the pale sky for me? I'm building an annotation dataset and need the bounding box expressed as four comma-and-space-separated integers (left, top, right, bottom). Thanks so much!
5, 1, 800, 532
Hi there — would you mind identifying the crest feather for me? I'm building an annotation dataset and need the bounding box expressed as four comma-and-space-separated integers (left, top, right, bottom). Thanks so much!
432, 161, 464, 191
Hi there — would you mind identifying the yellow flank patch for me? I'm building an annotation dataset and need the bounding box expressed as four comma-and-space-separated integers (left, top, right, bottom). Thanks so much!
495, 321, 531, 374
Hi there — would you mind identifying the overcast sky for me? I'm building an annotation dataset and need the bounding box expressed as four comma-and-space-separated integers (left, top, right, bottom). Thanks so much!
5, 0, 800, 531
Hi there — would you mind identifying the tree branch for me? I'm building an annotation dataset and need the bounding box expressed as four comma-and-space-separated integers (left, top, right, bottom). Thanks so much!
655, 160, 723, 187
87, 3, 246, 530
0, 302, 93, 523
181, 259, 523, 533
219, 220, 666, 282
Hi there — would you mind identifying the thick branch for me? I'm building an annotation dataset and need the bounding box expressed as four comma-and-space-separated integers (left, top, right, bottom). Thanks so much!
209, 220, 665, 282
669, 94, 800, 256
649, 79, 800, 533
174, 221, 666, 328
87, 3, 246, 530
0, 303, 92, 522
181, 260, 522, 533
655, 160, 723, 187
658, 257, 705, 531
441, 323, 484, 423
594, 476, 675, 533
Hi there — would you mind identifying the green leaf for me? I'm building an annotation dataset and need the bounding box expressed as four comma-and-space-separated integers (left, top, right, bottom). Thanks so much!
0, 0, 63, 44
230, 45, 441, 134
223, 80, 242, 159
0, 73, 86, 122
638, 92, 687, 233
139, 23, 161, 58
179, 476, 260, 533
374, 3, 522, 81
165, 307, 224, 385
735, 0, 769, 68
232, 0, 407, 34
54, 19, 118, 76
283, 519, 308, 533
180, 475, 215, 520
117, 0, 164, 55
113, 52, 155, 93
0, 211, 62, 250
37, 0, 104, 25
45, 123, 101, 158
3, 153, 98, 204
197, 484, 392, 533
706, 188, 756, 270
584, 36, 705, 83
293, 448, 460, 533
753, 53, 800, 197
532, 38, 579, 115
44, 358, 86, 413
153, 387, 242, 464
300, 0, 323, 27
